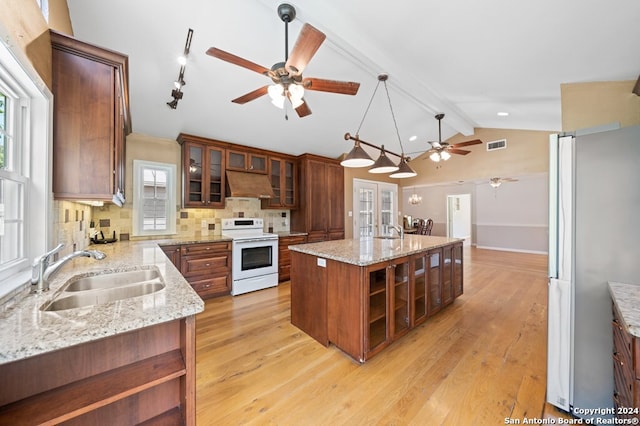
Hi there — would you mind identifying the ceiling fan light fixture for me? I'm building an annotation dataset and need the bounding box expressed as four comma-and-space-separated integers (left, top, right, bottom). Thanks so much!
429, 152, 441, 162
288, 83, 304, 100
341, 138, 375, 168
389, 157, 417, 178
490, 177, 502, 188
369, 146, 399, 174
441, 150, 451, 161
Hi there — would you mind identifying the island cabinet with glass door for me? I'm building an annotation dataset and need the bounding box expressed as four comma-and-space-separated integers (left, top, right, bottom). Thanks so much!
290, 236, 464, 363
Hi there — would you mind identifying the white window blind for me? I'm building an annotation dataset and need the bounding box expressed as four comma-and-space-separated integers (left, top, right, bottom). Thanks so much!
133, 160, 176, 236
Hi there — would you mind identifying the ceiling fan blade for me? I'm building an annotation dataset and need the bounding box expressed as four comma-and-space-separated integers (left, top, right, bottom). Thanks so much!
448, 148, 471, 155
285, 23, 326, 76
295, 99, 312, 117
206, 47, 270, 75
302, 78, 360, 95
451, 139, 482, 148
231, 86, 269, 104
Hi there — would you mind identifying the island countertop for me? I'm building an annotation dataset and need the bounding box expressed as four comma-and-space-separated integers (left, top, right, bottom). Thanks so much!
609, 281, 640, 338
288, 235, 464, 266
0, 240, 205, 365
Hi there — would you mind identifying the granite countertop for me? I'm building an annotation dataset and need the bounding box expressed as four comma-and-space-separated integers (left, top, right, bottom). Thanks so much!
609, 281, 640, 338
275, 231, 308, 238
289, 235, 463, 266
0, 240, 205, 365
153, 234, 232, 246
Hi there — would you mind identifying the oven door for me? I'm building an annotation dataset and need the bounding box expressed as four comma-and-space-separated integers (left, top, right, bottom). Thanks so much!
232, 237, 278, 281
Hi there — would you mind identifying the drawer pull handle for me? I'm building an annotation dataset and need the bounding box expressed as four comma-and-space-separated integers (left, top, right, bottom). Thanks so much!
613, 353, 624, 366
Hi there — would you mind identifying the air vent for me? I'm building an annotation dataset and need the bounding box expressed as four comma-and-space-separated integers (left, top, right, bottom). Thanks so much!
487, 139, 507, 151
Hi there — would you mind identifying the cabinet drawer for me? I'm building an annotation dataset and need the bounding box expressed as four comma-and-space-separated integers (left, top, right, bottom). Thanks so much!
189, 275, 230, 298
181, 242, 231, 256
181, 254, 230, 277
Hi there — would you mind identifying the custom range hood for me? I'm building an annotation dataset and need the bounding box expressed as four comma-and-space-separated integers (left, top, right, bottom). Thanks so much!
226, 170, 276, 199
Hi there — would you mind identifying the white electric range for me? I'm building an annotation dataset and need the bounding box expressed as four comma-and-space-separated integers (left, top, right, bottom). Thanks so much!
221, 218, 278, 296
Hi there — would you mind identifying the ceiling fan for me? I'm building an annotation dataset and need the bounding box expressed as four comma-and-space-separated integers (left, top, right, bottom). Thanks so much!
489, 177, 518, 188
424, 113, 483, 162
206, 3, 360, 118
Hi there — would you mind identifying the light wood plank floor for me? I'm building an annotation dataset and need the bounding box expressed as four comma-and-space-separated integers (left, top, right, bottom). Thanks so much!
195, 247, 552, 425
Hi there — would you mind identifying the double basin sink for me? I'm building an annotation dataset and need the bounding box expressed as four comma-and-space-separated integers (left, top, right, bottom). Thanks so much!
40, 267, 166, 312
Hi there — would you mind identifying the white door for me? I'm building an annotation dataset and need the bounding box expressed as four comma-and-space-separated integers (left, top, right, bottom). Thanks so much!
447, 194, 471, 245
353, 179, 398, 238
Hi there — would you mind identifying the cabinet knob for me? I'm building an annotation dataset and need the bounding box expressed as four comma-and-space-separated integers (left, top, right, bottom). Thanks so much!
205, 263, 210, 267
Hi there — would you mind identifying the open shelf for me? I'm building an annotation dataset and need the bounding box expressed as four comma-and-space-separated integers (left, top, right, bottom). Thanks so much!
0, 350, 186, 425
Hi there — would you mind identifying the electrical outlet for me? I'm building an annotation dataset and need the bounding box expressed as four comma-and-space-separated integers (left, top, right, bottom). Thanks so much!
201, 220, 207, 228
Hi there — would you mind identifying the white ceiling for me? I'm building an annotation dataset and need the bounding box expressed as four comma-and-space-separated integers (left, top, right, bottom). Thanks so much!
66, 0, 640, 159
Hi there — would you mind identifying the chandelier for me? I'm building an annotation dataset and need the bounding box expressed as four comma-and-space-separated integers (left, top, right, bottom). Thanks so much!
408, 187, 422, 205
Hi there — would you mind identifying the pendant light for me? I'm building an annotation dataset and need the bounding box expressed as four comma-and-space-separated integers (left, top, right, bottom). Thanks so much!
342, 74, 417, 178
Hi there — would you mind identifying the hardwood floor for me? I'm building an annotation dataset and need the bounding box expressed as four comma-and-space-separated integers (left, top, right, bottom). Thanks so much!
195, 247, 552, 425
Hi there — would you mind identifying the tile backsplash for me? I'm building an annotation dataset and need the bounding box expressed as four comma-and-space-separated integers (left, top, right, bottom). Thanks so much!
52, 200, 94, 257
90, 197, 290, 241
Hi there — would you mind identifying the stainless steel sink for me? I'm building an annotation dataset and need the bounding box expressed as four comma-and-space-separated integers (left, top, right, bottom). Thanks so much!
64, 268, 161, 291
41, 282, 165, 311
40, 267, 166, 312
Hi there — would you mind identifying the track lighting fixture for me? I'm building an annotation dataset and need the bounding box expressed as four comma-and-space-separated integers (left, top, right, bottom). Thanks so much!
342, 74, 416, 178
167, 28, 193, 109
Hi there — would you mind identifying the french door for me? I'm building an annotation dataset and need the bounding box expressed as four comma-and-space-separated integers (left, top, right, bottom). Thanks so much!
353, 179, 398, 238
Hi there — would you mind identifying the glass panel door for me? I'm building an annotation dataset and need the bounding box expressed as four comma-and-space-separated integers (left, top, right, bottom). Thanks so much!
187, 144, 203, 205
413, 254, 428, 324
368, 266, 387, 351
379, 186, 395, 235
393, 260, 410, 336
358, 185, 376, 238
208, 147, 223, 204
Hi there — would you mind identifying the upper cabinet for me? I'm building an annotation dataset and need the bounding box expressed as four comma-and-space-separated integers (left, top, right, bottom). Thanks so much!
176, 133, 298, 209
226, 149, 267, 174
261, 155, 297, 209
50, 31, 131, 201
178, 134, 226, 208
291, 154, 344, 242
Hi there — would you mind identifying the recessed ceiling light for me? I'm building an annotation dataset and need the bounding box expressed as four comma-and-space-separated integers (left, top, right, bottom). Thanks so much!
497, 111, 509, 117
409, 135, 417, 142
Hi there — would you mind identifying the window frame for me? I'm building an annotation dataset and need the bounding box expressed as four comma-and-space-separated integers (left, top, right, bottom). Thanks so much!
0, 25, 52, 297
132, 159, 176, 237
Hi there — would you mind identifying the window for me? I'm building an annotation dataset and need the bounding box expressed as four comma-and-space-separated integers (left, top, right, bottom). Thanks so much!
132, 160, 176, 237
0, 33, 51, 294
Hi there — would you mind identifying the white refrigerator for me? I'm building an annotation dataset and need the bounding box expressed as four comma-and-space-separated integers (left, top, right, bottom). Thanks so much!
547, 125, 640, 420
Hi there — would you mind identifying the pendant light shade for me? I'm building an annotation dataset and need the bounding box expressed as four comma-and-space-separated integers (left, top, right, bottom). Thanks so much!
342, 74, 415, 178
369, 145, 399, 174
340, 139, 375, 167
389, 156, 417, 178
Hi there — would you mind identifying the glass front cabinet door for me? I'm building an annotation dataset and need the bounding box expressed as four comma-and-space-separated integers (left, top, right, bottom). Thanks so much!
184, 142, 225, 208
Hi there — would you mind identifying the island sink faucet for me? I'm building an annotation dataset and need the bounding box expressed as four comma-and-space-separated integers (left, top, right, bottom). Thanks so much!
390, 225, 404, 240
31, 243, 107, 293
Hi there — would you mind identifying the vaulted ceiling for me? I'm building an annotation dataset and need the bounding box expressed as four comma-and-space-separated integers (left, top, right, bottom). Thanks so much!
67, 0, 640, 160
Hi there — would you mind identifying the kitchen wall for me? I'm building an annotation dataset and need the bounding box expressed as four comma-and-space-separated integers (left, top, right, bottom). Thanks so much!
90, 133, 290, 240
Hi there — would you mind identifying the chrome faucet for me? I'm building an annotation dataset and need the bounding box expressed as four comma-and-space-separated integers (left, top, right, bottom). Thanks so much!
31, 243, 106, 293
390, 225, 404, 240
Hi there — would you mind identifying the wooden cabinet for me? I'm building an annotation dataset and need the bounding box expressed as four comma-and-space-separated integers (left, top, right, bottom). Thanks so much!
612, 302, 640, 420
50, 30, 131, 201
291, 241, 463, 362
160, 244, 181, 268
427, 249, 443, 316
179, 137, 226, 208
366, 257, 410, 358
180, 241, 232, 298
452, 242, 464, 298
262, 156, 297, 209
226, 149, 267, 174
291, 154, 345, 242
0, 317, 196, 425
278, 235, 307, 282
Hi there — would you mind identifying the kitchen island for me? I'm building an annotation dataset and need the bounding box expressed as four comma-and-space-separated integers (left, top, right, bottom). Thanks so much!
289, 235, 464, 362
0, 240, 205, 425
